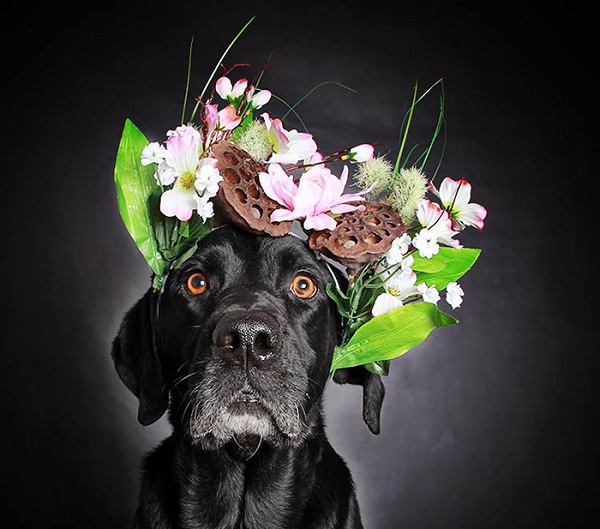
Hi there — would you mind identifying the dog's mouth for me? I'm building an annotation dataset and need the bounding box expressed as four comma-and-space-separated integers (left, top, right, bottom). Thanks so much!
188, 383, 289, 449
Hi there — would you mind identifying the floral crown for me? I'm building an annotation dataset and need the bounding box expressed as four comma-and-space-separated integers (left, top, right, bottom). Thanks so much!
114, 25, 487, 376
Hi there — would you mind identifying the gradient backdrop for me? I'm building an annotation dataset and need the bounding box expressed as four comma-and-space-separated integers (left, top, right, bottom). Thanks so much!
1, 2, 596, 528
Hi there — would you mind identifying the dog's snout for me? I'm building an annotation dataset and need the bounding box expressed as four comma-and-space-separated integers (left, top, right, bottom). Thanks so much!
214, 311, 279, 369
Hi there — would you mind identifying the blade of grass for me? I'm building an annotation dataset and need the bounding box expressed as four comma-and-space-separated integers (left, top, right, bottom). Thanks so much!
281, 81, 356, 120
188, 16, 256, 122
418, 83, 445, 170
393, 81, 418, 175
181, 35, 195, 124
271, 93, 309, 132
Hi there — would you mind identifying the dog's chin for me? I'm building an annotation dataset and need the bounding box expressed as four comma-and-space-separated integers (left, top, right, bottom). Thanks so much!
190, 400, 290, 452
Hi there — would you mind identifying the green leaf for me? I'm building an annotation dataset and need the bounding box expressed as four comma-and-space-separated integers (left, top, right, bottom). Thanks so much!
411, 254, 446, 273
326, 283, 350, 316
364, 360, 391, 376
171, 242, 199, 270
114, 119, 167, 278
331, 302, 458, 371
413, 247, 481, 291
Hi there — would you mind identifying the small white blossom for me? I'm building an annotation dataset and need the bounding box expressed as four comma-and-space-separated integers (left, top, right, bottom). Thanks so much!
155, 161, 177, 186
194, 158, 223, 197
141, 142, 167, 166
412, 228, 440, 259
400, 254, 414, 274
194, 195, 215, 222
417, 282, 440, 304
386, 234, 412, 265
445, 282, 464, 309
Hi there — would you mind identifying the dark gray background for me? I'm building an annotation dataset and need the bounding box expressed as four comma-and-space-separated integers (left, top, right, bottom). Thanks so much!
1, 2, 596, 528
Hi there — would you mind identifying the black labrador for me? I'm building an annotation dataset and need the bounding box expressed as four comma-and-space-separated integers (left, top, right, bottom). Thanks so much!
112, 225, 385, 529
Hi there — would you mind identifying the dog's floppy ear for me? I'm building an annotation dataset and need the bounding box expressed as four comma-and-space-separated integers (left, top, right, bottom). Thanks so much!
333, 366, 385, 435
111, 288, 168, 426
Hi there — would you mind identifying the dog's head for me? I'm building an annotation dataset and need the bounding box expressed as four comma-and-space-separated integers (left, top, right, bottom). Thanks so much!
112, 225, 384, 451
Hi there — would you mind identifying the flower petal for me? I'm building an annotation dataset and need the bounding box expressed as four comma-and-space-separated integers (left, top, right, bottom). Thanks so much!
160, 188, 197, 221
457, 203, 487, 230
304, 213, 337, 231
215, 77, 232, 100
372, 293, 403, 317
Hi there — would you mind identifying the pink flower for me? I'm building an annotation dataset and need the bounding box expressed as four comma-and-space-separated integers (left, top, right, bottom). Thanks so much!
202, 103, 242, 149
414, 199, 461, 255
261, 113, 318, 165
215, 77, 248, 101
429, 177, 487, 230
247, 85, 272, 109
259, 164, 369, 231
217, 105, 242, 130
347, 144, 374, 162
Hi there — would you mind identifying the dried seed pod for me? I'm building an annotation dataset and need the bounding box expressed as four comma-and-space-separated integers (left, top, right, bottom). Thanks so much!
308, 201, 407, 274
211, 141, 292, 237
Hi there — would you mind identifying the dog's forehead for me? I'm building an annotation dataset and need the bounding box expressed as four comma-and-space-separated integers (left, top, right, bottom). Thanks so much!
191, 226, 326, 277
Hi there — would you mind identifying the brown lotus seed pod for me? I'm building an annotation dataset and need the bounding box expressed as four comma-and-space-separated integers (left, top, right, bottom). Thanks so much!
211, 141, 292, 237
308, 201, 407, 274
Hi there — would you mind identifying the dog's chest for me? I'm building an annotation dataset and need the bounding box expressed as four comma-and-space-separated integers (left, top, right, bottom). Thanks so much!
179, 452, 304, 529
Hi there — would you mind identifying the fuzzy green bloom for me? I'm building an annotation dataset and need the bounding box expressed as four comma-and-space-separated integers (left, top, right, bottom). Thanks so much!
386, 166, 428, 225
354, 155, 394, 199
232, 120, 272, 162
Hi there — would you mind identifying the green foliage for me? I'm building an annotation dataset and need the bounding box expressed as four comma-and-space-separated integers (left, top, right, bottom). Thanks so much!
331, 302, 457, 371
114, 119, 212, 291
114, 119, 167, 279
413, 247, 481, 291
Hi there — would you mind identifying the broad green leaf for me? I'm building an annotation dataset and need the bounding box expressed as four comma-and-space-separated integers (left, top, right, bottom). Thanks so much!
331, 302, 458, 371
413, 247, 481, 291
114, 119, 166, 277
411, 254, 446, 273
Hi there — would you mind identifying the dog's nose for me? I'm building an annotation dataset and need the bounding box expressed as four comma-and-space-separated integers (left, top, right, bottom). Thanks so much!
213, 311, 279, 369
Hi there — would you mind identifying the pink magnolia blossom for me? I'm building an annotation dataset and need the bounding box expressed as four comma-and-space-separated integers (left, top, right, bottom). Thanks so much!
259, 164, 369, 231
215, 77, 248, 100
347, 144, 374, 162
246, 85, 272, 109
261, 113, 318, 165
429, 177, 487, 230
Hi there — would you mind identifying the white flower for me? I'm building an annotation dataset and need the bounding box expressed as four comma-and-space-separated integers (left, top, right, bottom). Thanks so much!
386, 234, 412, 265
194, 158, 222, 197
400, 254, 414, 274
417, 282, 440, 304
155, 161, 177, 186
412, 228, 440, 259
141, 142, 166, 166
372, 270, 418, 316
194, 195, 215, 223
445, 282, 464, 309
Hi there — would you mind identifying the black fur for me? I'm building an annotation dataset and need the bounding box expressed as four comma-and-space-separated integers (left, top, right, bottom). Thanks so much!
112, 225, 385, 529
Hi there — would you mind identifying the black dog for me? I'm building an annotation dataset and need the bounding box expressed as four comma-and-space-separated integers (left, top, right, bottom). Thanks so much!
112, 225, 385, 529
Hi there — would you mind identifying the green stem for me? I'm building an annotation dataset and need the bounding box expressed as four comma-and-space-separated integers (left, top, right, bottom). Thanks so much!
189, 16, 255, 122
281, 81, 356, 120
181, 36, 195, 124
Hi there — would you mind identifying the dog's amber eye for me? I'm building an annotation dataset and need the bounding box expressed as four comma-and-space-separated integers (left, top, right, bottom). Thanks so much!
186, 272, 208, 295
291, 274, 317, 299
